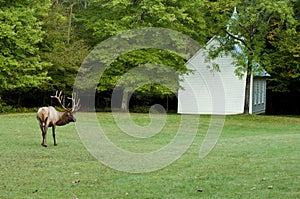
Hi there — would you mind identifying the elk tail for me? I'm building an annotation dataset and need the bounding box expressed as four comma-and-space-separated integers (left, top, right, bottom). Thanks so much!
42, 118, 48, 127
43, 118, 48, 133
37, 108, 48, 128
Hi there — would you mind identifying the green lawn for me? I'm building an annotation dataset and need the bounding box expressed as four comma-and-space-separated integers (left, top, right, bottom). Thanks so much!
0, 113, 299, 198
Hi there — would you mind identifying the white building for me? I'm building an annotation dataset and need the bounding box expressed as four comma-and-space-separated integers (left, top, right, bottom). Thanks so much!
178, 38, 269, 115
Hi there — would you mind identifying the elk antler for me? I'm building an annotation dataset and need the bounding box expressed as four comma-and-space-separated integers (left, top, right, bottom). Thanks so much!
51, 91, 67, 110
67, 92, 81, 112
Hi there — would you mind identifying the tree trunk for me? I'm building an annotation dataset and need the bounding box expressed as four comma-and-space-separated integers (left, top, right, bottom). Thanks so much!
243, 58, 252, 114
67, 2, 76, 45
243, 73, 251, 114
17, 94, 22, 107
84, 0, 88, 9
121, 90, 129, 112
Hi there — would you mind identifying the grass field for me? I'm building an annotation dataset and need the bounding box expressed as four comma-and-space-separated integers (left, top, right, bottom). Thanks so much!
0, 113, 299, 198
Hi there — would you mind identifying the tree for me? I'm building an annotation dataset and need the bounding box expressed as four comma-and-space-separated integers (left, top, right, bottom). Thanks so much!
208, 0, 297, 114
97, 49, 187, 111
266, 0, 300, 92
39, 0, 89, 94
0, 0, 51, 94
76, 0, 209, 111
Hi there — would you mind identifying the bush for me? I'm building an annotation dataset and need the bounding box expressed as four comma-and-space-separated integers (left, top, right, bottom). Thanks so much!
130, 106, 151, 113
0, 105, 13, 113
0, 99, 37, 113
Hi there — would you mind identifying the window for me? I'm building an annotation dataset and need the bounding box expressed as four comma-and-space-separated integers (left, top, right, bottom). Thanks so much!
253, 79, 266, 105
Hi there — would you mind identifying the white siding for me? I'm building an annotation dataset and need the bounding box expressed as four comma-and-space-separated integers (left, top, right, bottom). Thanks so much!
178, 40, 247, 115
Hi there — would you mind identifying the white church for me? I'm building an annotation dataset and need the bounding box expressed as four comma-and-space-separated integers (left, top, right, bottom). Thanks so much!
177, 8, 269, 115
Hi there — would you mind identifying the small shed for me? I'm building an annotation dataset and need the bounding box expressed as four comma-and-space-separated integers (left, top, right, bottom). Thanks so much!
251, 71, 269, 114
177, 38, 269, 115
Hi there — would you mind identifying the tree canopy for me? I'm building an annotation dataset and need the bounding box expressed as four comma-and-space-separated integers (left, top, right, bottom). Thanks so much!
206, 0, 297, 113
76, 0, 210, 110
0, 0, 299, 113
0, 0, 51, 91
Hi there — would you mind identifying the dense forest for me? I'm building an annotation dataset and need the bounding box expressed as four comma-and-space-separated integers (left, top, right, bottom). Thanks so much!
0, 0, 299, 114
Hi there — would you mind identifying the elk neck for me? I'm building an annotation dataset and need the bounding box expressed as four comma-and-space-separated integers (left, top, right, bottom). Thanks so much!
56, 111, 73, 126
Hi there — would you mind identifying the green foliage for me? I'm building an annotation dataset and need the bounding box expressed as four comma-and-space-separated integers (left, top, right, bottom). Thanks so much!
0, 0, 51, 92
207, 0, 298, 113
266, 0, 300, 92
267, 33, 300, 92
97, 49, 188, 94
0, 0, 299, 110
76, 0, 209, 105
81, 0, 209, 44
0, 97, 12, 113
39, 2, 90, 91
208, 0, 297, 73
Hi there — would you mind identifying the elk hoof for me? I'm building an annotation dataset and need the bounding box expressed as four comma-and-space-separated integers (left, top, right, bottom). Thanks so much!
54, 143, 57, 146
41, 143, 47, 147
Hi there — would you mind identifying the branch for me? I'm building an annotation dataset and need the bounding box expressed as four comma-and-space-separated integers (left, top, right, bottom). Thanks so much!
252, 9, 267, 34
254, 10, 274, 38
221, 28, 253, 52
266, 13, 274, 26
238, 22, 249, 34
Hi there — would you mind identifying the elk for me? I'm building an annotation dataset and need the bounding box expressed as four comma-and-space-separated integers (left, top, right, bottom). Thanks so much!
37, 91, 80, 147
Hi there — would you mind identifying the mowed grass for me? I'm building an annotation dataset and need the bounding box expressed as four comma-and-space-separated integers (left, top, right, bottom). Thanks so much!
0, 113, 299, 198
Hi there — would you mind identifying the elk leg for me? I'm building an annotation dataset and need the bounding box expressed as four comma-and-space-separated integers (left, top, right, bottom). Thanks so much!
52, 126, 57, 146
41, 125, 48, 147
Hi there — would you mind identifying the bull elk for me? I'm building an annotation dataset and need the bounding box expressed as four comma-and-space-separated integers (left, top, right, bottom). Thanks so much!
37, 91, 80, 147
